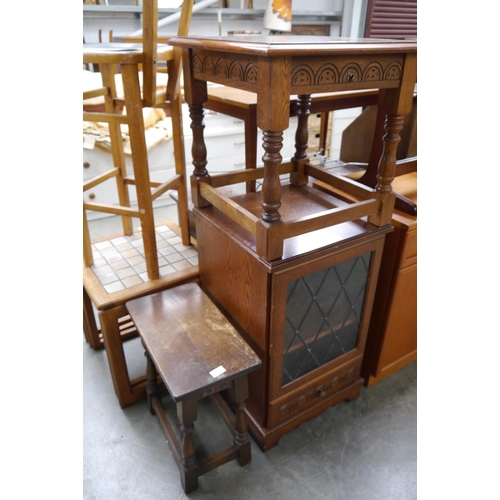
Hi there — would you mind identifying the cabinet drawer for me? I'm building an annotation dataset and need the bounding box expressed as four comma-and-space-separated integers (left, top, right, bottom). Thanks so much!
398, 228, 417, 268
268, 356, 363, 427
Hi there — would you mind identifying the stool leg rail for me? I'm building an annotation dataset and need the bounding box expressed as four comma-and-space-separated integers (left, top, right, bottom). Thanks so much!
148, 383, 253, 492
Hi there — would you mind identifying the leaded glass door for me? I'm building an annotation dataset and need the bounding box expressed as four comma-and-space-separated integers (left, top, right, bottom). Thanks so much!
268, 238, 382, 410
282, 252, 372, 386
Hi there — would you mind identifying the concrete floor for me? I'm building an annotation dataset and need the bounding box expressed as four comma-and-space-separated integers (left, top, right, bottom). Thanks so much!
83, 204, 417, 499
83, 337, 416, 500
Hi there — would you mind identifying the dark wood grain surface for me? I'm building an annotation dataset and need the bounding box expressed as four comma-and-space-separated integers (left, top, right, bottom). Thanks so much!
126, 283, 261, 401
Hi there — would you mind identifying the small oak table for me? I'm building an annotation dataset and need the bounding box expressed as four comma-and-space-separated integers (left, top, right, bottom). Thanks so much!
126, 283, 261, 493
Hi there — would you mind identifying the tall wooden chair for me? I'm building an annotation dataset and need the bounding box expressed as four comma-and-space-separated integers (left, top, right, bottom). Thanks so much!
83, 0, 194, 280
83, 0, 198, 408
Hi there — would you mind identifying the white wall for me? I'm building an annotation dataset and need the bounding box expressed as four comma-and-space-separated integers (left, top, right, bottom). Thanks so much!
83, 0, 366, 160
83, 0, 350, 41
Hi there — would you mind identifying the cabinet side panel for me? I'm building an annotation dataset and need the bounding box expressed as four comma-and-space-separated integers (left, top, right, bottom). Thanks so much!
375, 263, 417, 373
195, 207, 270, 426
361, 227, 401, 380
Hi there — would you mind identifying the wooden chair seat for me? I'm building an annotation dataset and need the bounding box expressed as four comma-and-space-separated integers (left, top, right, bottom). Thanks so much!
126, 283, 262, 493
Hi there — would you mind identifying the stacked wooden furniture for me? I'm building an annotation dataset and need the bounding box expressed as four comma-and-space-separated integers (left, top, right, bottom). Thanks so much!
170, 35, 417, 450
327, 92, 417, 384
314, 168, 417, 387
361, 172, 416, 385
126, 283, 261, 493
82, 0, 197, 408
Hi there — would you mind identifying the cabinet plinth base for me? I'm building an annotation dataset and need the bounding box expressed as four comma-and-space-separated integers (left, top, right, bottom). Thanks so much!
245, 379, 364, 452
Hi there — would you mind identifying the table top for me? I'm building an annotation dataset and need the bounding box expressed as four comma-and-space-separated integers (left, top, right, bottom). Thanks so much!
176, 35, 417, 261
126, 283, 262, 402
169, 35, 417, 56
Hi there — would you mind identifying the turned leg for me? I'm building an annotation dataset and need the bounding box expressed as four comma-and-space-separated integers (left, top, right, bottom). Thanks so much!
144, 349, 160, 415
290, 94, 311, 187
376, 114, 404, 194
177, 399, 199, 493
371, 114, 405, 225
232, 376, 251, 466
261, 130, 283, 222
189, 102, 211, 209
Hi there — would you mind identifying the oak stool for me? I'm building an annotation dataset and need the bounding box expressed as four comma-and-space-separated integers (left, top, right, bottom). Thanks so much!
126, 283, 262, 493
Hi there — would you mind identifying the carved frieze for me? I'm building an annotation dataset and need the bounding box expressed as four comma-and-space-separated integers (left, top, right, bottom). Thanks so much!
191, 52, 403, 91
290, 59, 402, 89
192, 54, 258, 89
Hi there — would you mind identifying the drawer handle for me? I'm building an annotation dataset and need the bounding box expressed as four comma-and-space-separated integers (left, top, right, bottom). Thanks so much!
317, 389, 326, 398
347, 72, 355, 82
88, 193, 96, 200
83, 162, 90, 169
234, 141, 245, 146
234, 162, 246, 167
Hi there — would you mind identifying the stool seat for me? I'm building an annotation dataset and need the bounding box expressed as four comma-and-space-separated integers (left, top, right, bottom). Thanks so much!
126, 282, 261, 402
126, 282, 261, 493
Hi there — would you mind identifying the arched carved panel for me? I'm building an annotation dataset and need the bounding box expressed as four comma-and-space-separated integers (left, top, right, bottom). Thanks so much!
363, 62, 384, 81
229, 61, 244, 82
215, 58, 229, 78
383, 61, 403, 80
340, 63, 362, 83
291, 64, 314, 86
315, 63, 340, 85
192, 55, 202, 74
203, 57, 215, 75
244, 63, 258, 84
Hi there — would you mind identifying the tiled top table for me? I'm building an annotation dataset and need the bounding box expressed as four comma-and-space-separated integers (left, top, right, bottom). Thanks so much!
170, 36, 417, 261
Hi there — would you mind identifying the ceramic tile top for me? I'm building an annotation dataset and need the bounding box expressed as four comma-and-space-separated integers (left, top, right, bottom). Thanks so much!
89, 224, 198, 293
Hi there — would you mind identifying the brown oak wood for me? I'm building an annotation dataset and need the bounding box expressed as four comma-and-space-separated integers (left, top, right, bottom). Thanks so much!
171, 35, 416, 261
313, 172, 417, 387
195, 203, 391, 450
361, 173, 417, 386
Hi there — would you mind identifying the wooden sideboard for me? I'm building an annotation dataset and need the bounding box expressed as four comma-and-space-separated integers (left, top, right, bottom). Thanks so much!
170, 35, 417, 450
361, 172, 417, 386
314, 169, 417, 387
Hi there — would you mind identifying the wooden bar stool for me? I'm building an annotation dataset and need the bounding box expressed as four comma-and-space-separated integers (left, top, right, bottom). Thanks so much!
82, 1, 197, 407
126, 283, 261, 493
83, 0, 195, 280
